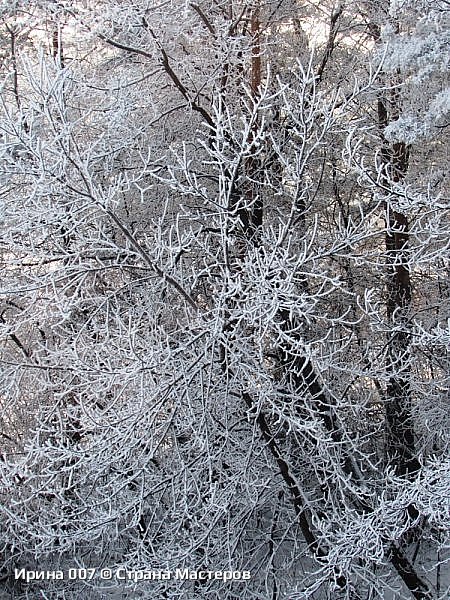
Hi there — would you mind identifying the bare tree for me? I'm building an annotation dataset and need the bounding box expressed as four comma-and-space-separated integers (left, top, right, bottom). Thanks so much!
0, 1, 448, 599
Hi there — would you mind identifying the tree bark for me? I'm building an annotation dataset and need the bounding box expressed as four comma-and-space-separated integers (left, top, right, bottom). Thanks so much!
378, 96, 420, 477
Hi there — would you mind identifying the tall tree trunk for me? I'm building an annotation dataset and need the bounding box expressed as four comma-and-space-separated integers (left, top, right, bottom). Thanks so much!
377, 95, 420, 477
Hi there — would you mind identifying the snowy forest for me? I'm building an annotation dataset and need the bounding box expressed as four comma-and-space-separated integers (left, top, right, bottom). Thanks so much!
0, 0, 449, 598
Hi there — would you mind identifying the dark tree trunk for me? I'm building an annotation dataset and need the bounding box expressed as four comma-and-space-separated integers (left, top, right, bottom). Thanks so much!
380, 107, 419, 477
